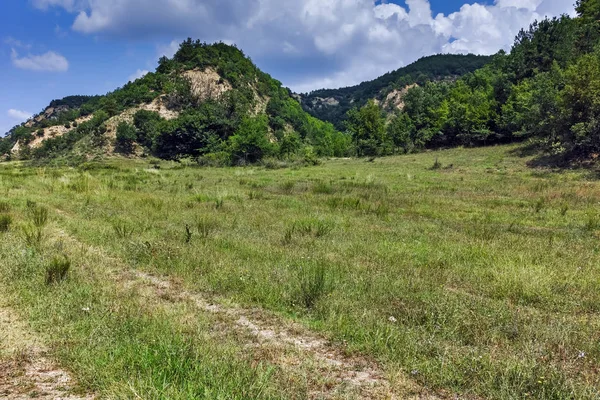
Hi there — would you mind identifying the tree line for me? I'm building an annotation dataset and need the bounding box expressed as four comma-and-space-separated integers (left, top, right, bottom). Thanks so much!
346, 1, 600, 161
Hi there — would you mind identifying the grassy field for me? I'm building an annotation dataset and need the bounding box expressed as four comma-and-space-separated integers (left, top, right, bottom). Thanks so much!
1, 144, 600, 399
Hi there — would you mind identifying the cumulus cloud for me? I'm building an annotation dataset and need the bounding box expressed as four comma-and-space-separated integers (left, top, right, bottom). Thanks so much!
33, 0, 575, 91
11, 49, 69, 72
7, 109, 33, 121
128, 69, 149, 82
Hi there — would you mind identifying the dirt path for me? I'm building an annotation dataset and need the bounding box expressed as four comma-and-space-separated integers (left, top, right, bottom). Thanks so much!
50, 214, 440, 399
0, 302, 93, 400
127, 270, 438, 399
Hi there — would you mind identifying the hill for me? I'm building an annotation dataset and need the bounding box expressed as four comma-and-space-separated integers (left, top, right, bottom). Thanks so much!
298, 54, 492, 129
0, 40, 349, 164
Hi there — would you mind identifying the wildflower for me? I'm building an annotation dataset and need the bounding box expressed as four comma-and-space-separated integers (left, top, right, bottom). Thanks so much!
81, 307, 91, 313
388, 316, 397, 323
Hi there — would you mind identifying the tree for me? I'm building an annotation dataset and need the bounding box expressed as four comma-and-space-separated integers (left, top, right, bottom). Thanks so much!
116, 122, 137, 154
577, 0, 600, 23
279, 131, 302, 158
345, 100, 387, 157
387, 112, 415, 153
227, 115, 275, 164
133, 110, 163, 148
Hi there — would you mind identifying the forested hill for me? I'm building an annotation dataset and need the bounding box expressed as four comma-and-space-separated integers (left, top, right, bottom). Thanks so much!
0, 40, 349, 164
299, 54, 491, 129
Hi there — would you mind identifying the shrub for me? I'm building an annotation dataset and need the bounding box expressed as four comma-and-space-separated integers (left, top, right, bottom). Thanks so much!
45, 256, 71, 285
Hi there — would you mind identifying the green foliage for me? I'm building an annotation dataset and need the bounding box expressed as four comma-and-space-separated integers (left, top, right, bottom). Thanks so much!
30, 205, 49, 228
116, 122, 137, 154
576, 0, 600, 23
296, 261, 330, 310
133, 110, 163, 148
345, 100, 387, 156
45, 256, 71, 285
227, 115, 276, 165
301, 54, 492, 129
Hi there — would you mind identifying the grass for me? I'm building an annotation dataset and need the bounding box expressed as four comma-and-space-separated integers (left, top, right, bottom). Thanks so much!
1, 143, 600, 399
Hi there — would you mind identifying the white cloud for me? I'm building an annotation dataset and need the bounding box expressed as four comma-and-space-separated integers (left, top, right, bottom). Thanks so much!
11, 49, 69, 72
157, 39, 180, 59
4, 37, 32, 49
32, 0, 576, 91
128, 69, 149, 82
7, 109, 33, 121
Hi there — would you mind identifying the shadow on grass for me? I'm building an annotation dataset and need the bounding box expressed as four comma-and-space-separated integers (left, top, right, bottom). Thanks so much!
508, 143, 600, 178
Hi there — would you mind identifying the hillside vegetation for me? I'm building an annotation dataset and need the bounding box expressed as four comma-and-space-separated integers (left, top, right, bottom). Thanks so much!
1, 144, 600, 399
346, 1, 600, 160
299, 54, 491, 129
2, 2, 600, 167
0, 41, 349, 165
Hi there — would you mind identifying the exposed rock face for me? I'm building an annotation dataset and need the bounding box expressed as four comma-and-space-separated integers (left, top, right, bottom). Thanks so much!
383, 84, 418, 111
29, 115, 94, 149
183, 68, 232, 102
309, 97, 340, 108
10, 141, 20, 154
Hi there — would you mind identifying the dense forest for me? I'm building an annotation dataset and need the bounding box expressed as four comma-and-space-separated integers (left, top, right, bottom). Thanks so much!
1, 0, 600, 165
300, 54, 491, 129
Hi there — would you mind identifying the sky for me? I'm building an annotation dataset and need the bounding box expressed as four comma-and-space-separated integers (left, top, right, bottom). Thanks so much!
0, 0, 576, 136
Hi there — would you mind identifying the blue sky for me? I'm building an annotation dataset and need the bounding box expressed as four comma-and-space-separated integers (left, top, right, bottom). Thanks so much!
0, 0, 575, 135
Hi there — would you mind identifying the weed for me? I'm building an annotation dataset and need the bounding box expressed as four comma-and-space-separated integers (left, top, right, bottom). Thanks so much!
584, 211, 599, 232
279, 181, 296, 194
297, 262, 329, 309
285, 218, 334, 242
197, 216, 218, 239
112, 220, 135, 239
533, 197, 546, 213
248, 190, 265, 200
0, 214, 12, 232
22, 224, 44, 248
215, 198, 225, 210
30, 206, 49, 228
0, 201, 10, 213
431, 158, 442, 170
560, 203, 569, 216
312, 181, 334, 195
185, 224, 193, 244
45, 256, 71, 285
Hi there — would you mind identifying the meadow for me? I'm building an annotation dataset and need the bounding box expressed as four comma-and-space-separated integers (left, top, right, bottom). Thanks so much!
1, 144, 599, 399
